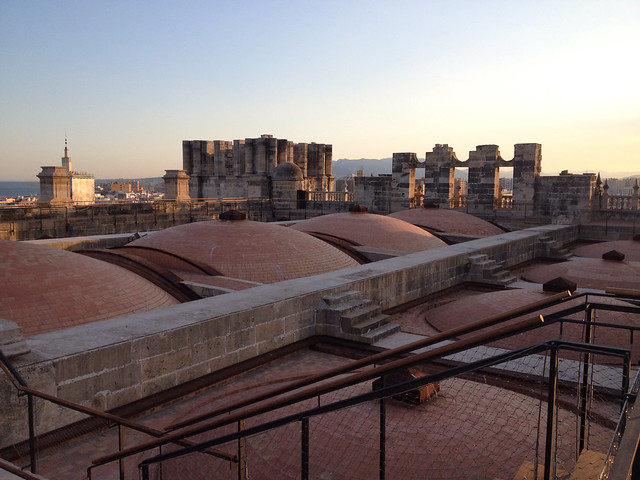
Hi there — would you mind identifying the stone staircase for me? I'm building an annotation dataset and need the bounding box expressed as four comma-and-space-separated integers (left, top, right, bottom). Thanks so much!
316, 291, 400, 344
536, 235, 573, 260
466, 254, 517, 286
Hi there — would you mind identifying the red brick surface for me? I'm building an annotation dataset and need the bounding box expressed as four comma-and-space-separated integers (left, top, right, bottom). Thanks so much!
290, 212, 447, 253
0, 240, 179, 337
129, 220, 359, 284
389, 208, 505, 236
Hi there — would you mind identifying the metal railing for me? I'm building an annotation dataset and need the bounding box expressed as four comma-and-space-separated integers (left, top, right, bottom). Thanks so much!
3, 291, 640, 479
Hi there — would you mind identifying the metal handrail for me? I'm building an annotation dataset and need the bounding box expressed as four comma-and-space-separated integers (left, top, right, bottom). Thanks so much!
137, 339, 631, 477
167, 290, 573, 431
94, 314, 547, 467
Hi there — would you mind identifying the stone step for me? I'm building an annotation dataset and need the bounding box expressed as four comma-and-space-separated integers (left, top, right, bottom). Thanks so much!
322, 290, 362, 307
340, 304, 383, 329
362, 323, 402, 344
331, 298, 374, 316
349, 314, 391, 335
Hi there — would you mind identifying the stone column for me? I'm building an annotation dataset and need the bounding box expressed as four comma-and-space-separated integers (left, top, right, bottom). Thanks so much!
512, 143, 542, 217
163, 170, 191, 202
425, 144, 456, 207
391, 152, 418, 212
37, 166, 72, 205
467, 145, 500, 215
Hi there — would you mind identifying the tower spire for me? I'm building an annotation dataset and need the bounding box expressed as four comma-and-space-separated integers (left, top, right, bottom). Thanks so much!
61, 135, 72, 172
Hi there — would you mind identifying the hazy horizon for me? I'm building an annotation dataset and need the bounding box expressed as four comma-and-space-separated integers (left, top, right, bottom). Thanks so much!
1, 1, 638, 181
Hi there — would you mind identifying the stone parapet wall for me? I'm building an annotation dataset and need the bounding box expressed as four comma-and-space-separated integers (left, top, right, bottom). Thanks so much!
0, 225, 577, 448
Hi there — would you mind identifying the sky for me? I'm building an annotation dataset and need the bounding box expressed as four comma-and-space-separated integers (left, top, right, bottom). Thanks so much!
1, 0, 639, 181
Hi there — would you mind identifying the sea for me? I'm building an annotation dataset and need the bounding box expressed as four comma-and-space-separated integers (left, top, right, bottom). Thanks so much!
0, 181, 40, 197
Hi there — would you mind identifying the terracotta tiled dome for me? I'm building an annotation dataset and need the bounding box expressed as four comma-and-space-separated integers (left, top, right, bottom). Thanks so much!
423, 289, 640, 363
389, 208, 505, 236
571, 240, 640, 262
128, 220, 359, 283
289, 212, 446, 253
521, 258, 640, 290
0, 240, 180, 337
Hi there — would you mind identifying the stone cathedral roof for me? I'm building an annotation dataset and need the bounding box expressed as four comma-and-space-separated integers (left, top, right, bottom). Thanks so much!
0, 240, 180, 337
128, 219, 359, 284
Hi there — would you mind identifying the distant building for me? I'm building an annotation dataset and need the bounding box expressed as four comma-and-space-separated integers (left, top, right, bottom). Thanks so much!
37, 139, 95, 205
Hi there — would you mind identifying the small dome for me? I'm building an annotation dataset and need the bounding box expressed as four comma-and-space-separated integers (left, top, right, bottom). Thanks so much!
273, 161, 303, 181
290, 212, 446, 254
572, 240, 640, 262
389, 208, 505, 237
128, 220, 359, 284
0, 240, 180, 337
521, 258, 640, 290
423, 289, 640, 363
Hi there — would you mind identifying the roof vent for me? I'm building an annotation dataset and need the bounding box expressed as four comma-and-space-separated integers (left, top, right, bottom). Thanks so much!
423, 200, 439, 208
219, 210, 246, 221
602, 250, 625, 261
543, 276, 577, 293
349, 204, 368, 213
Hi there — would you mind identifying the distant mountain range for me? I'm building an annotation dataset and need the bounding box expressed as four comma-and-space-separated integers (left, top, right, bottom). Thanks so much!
332, 158, 393, 178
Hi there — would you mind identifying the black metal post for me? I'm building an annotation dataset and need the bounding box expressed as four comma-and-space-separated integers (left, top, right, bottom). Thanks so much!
140, 464, 149, 480
379, 377, 386, 480
579, 305, 594, 452
28, 393, 37, 474
544, 347, 558, 480
238, 420, 246, 480
119, 424, 125, 480
301, 417, 309, 480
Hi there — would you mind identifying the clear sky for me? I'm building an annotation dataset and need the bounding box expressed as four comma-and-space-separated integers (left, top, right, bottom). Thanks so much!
1, 0, 638, 181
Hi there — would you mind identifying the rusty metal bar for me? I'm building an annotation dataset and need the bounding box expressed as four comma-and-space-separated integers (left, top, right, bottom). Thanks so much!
169, 291, 572, 432
99, 314, 545, 466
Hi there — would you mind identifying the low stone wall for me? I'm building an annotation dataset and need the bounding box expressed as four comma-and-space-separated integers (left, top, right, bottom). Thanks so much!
0, 224, 576, 448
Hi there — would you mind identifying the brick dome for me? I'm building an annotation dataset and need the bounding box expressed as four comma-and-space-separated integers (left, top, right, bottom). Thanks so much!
571, 240, 640, 262
289, 212, 446, 253
0, 240, 180, 337
424, 289, 640, 363
389, 208, 505, 236
521, 258, 640, 290
128, 220, 359, 283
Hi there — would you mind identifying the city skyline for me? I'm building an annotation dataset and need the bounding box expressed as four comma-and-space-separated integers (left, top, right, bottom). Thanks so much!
1, 0, 639, 181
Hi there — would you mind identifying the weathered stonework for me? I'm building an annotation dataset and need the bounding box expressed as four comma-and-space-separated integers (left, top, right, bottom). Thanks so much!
163, 170, 190, 202
183, 134, 333, 202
